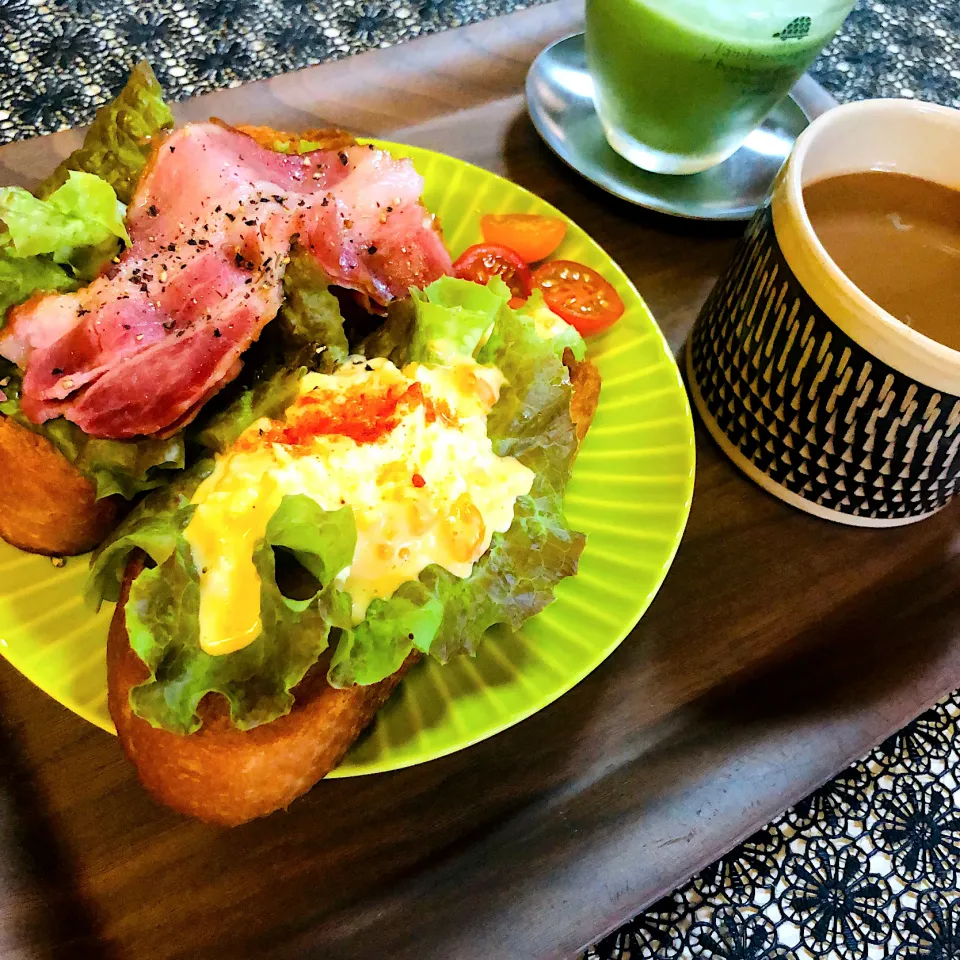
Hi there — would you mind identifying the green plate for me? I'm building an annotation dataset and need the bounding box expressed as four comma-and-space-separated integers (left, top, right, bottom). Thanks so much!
0, 143, 695, 776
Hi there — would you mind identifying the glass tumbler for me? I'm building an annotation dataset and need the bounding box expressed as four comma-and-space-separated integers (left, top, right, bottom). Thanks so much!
585, 0, 856, 175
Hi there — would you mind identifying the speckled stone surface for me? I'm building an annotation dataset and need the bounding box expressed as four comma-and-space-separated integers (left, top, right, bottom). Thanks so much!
811, 0, 960, 106
0, 0, 958, 144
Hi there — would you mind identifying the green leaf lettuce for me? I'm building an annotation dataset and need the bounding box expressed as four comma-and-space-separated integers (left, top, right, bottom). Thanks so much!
0, 171, 129, 262
89, 266, 587, 732
37, 61, 174, 205
366, 274, 585, 366
276, 250, 349, 371
0, 360, 186, 501
0, 63, 173, 328
192, 364, 305, 456
0, 254, 74, 320
85, 462, 210, 608
514, 289, 586, 361
408, 274, 509, 364
94, 485, 355, 734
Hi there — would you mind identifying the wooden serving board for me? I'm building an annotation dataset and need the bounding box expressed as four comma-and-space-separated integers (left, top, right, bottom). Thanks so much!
2, 3, 960, 958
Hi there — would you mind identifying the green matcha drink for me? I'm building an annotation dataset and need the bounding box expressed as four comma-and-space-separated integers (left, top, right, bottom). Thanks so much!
585, 0, 854, 174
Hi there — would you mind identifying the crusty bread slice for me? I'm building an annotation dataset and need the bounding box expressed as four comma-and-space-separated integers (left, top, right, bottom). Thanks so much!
232, 124, 357, 153
0, 416, 120, 556
108, 357, 601, 825
108, 555, 416, 826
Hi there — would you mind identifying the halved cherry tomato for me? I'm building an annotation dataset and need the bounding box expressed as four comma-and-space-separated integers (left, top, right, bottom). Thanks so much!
452, 243, 532, 300
480, 213, 567, 263
532, 260, 625, 336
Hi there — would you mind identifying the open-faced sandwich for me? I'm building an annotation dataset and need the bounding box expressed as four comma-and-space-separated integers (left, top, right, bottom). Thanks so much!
0, 63, 449, 554
88, 275, 602, 825
3, 64, 624, 825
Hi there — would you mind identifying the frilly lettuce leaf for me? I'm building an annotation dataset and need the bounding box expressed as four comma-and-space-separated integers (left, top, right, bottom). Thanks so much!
0, 252, 75, 319
86, 460, 212, 607
193, 365, 304, 456
37, 61, 173, 205
277, 250, 348, 371
408, 274, 509, 364
265, 494, 356, 586
124, 491, 353, 734
357, 297, 415, 366
0, 172, 130, 324
329, 591, 443, 687
90, 271, 587, 730
0, 360, 186, 501
514, 289, 585, 361
369, 275, 585, 367
0, 172, 129, 262
1, 62, 171, 326
478, 294, 580, 486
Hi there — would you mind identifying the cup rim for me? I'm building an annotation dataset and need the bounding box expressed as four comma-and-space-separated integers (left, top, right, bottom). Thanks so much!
785, 97, 960, 366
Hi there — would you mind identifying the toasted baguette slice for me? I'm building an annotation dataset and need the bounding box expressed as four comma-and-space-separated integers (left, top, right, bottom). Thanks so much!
232, 124, 357, 153
108, 557, 417, 826
0, 416, 120, 555
108, 358, 601, 825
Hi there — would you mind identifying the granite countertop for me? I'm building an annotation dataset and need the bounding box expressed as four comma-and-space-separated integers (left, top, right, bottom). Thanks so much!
811, 0, 960, 104
0, 0, 959, 144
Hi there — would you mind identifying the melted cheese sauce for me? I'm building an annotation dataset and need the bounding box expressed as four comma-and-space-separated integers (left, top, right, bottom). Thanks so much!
184, 357, 534, 656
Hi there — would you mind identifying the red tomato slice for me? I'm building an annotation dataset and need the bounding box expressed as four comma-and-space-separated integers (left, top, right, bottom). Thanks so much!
532, 260, 625, 336
452, 243, 532, 300
480, 213, 567, 263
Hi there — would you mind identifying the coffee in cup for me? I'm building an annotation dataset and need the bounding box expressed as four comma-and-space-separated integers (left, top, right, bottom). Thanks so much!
803, 171, 960, 352
688, 98, 960, 526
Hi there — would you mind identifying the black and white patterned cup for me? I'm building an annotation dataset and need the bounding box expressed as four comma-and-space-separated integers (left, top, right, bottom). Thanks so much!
688, 99, 960, 527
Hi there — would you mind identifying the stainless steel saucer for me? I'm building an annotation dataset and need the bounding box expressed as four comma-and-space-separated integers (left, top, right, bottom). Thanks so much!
526, 33, 838, 221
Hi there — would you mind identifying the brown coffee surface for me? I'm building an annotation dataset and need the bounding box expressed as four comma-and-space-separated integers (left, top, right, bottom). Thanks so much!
804, 170, 960, 352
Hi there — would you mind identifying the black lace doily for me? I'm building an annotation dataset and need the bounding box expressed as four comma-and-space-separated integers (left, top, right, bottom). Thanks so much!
0, 0, 958, 145
582, 691, 960, 959
0, 0, 554, 143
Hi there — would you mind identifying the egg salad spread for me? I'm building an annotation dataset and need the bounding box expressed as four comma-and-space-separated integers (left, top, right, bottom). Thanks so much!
184, 356, 535, 656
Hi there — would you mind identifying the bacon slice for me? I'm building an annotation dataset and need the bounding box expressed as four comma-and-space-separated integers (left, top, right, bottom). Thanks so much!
0, 123, 451, 439
302, 146, 452, 306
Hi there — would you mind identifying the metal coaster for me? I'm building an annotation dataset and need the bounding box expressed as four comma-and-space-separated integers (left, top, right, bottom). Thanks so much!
526, 33, 836, 222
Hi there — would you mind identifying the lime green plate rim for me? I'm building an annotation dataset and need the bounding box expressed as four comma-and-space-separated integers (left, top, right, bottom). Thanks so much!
0, 139, 696, 779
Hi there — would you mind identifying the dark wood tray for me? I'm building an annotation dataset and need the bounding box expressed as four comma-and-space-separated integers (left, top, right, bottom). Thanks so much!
2, 3, 959, 957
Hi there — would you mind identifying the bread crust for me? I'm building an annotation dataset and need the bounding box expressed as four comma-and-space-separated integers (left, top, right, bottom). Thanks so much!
108, 557, 416, 826
109, 361, 601, 824
0, 415, 120, 555
565, 352, 601, 442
